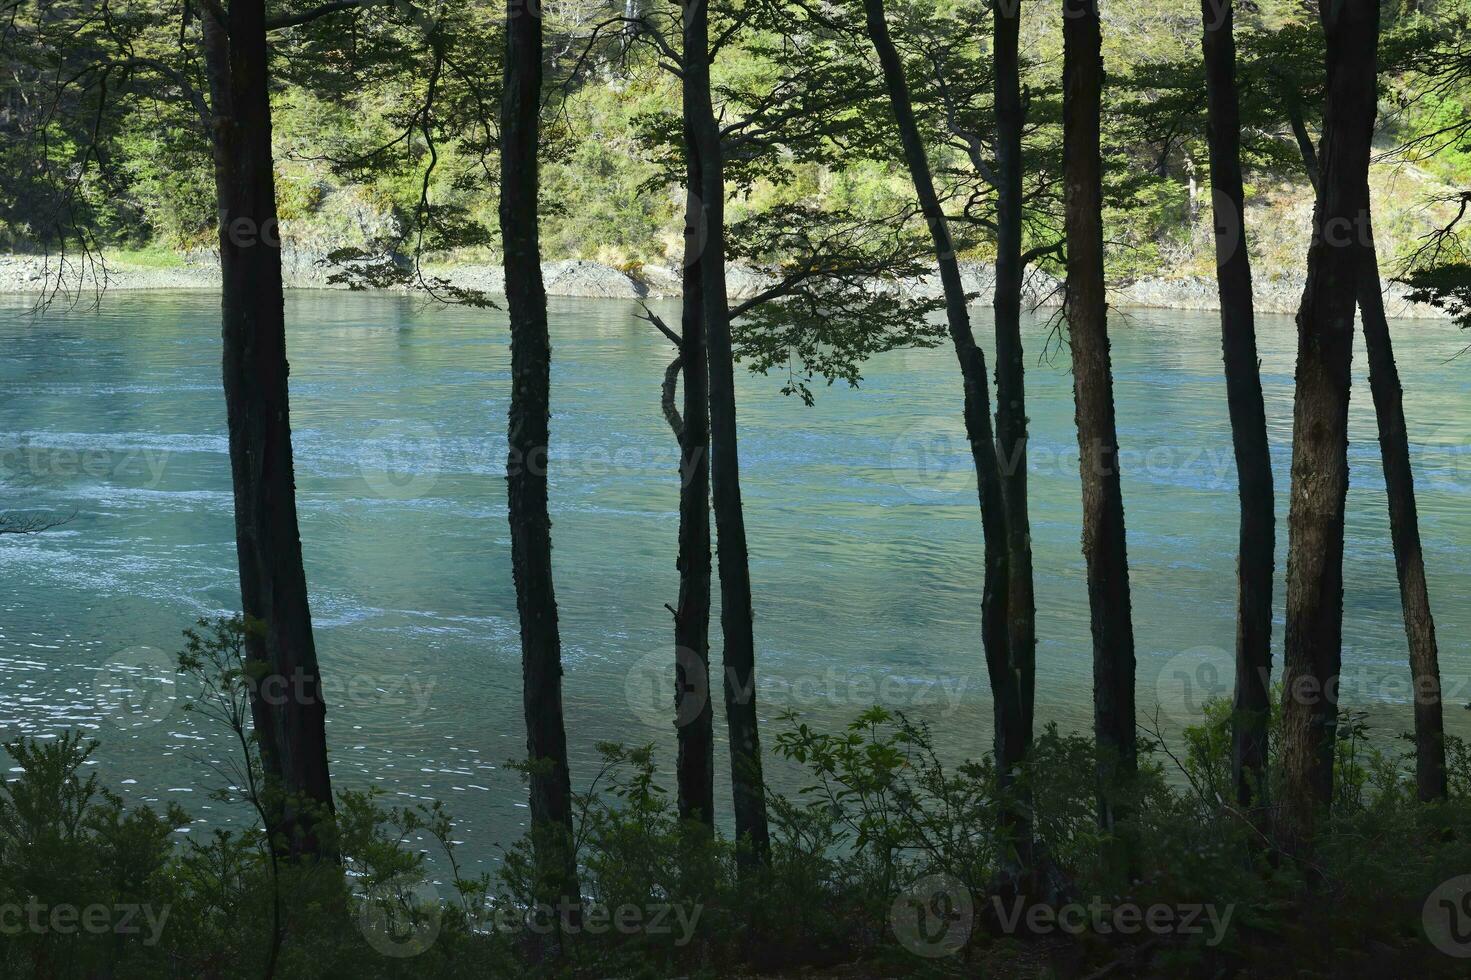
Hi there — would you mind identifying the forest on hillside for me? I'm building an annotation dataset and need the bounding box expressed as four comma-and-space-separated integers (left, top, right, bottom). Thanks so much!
3, 0, 1471, 291
2, 0, 1471, 978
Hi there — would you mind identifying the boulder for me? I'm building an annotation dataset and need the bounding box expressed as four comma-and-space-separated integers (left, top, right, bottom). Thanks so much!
542, 259, 645, 298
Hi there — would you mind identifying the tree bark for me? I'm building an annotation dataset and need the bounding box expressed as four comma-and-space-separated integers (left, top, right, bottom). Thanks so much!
1282, 59, 1445, 805
1280, 0, 1379, 847
1358, 223, 1448, 802
673, 149, 716, 828
861, 0, 1013, 842
1062, 0, 1137, 829
990, 0, 1036, 862
500, 0, 578, 897
1199, 0, 1275, 809
684, 0, 770, 864
203, 0, 334, 858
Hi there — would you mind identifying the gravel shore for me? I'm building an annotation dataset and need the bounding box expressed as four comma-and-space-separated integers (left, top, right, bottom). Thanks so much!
0, 251, 1447, 318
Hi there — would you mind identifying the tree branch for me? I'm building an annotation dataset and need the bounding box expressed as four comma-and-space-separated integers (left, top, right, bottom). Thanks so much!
1022, 239, 1064, 266
0, 511, 75, 535
637, 302, 683, 348
265, 0, 372, 32
661, 355, 685, 443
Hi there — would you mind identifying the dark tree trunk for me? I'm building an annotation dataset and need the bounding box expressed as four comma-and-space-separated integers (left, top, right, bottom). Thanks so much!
1280, 0, 1379, 846
1358, 225, 1448, 802
1062, 0, 1137, 828
1199, 0, 1275, 809
500, 0, 578, 896
1282, 58, 1445, 805
861, 0, 1013, 844
684, 0, 769, 864
674, 152, 716, 828
203, 0, 334, 858
1285, 91, 1323, 194
991, 0, 1036, 862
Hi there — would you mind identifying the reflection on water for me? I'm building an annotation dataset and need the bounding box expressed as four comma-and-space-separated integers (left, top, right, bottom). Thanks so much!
0, 290, 1467, 868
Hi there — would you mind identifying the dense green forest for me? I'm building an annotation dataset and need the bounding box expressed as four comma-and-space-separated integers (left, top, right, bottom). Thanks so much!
3, 0, 1470, 288
3, 0, 1471, 978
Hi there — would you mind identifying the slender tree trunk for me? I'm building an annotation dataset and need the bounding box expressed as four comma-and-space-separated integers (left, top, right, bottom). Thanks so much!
674, 153, 715, 828
1358, 223, 1447, 802
1283, 70, 1445, 805
991, 0, 1035, 862
861, 0, 1013, 840
1280, 0, 1379, 847
1062, 0, 1137, 828
1200, 0, 1275, 809
684, 0, 769, 864
500, 0, 578, 898
1285, 91, 1322, 194
203, 0, 334, 859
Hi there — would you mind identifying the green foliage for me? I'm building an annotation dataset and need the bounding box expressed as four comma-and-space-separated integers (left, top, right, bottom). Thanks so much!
7, 672, 1471, 977
762, 699, 1471, 975
544, 80, 680, 263
6, 0, 1471, 289
0, 733, 187, 978
113, 105, 215, 249
727, 204, 947, 403
1403, 261, 1471, 330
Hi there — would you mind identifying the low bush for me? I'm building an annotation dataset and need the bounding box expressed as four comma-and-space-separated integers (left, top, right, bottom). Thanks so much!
2, 618, 1467, 978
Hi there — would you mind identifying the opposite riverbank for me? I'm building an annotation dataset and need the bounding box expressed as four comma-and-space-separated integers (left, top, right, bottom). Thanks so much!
0, 250, 1449, 318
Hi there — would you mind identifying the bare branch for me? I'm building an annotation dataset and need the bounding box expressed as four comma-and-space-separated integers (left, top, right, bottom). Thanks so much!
637, 302, 683, 348
0, 512, 76, 535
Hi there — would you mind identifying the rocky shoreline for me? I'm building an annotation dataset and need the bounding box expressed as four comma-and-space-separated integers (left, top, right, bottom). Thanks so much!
0, 251, 1447, 318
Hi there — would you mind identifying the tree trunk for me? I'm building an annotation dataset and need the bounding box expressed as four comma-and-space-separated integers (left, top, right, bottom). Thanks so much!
1282, 54, 1445, 805
861, 0, 1013, 842
683, 0, 770, 864
1285, 91, 1322, 194
991, 0, 1036, 863
203, 0, 334, 859
500, 0, 578, 898
1358, 224, 1448, 802
1062, 0, 1137, 829
1280, 0, 1379, 847
1199, 0, 1275, 809
674, 152, 715, 828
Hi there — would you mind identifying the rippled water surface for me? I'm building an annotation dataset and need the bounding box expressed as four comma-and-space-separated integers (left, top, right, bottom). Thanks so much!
0, 290, 1468, 868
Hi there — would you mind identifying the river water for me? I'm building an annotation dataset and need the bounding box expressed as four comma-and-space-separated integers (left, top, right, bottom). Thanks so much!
0, 290, 1467, 869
